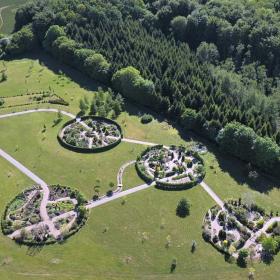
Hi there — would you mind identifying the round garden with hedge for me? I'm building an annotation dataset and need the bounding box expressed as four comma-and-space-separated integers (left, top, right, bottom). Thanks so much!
135, 145, 205, 190
1, 185, 88, 245
202, 199, 280, 262
58, 116, 122, 152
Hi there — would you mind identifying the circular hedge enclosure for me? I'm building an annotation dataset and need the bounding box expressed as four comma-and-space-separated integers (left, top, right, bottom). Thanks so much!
58, 116, 123, 153
202, 200, 274, 261
135, 145, 205, 190
1, 185, 88, 245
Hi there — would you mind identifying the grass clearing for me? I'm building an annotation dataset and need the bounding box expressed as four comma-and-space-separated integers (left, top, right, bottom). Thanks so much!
1, 55, 280, 279
0, 112, 145, 197
0, 0, 28, 34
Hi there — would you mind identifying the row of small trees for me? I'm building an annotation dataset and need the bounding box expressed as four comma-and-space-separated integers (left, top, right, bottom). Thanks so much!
79, 88, 124, 118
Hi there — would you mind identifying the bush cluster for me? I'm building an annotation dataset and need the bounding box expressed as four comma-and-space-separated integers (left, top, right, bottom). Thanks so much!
141, 114, 153, 124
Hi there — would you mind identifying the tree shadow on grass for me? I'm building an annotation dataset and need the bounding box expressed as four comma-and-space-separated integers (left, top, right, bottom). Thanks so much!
261, 252, 274, 265
7, 51, 279, 193
206, 144, 278, 193
6, 50, 103, 93
123, 102, 279, 193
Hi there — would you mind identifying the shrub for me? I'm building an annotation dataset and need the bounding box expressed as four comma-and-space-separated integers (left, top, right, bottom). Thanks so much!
218, 230, 226, 241
106, 190, 113, 197
257, 219, 264, 229
141, 114, 153, 124
237, 249, 249, 267
0, 98, 4, 106
0, 72, 7, 82
202, 229, 211, 242
212, 235, 219, 243
262, 237, 278, 256
176, 198, 190, 218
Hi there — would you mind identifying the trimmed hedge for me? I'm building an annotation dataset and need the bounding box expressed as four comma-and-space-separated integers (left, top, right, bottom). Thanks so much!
2, 184, 89, 246
58, 115, 123, 153
155, 179, 197, 191
135, 145, 206, 190
135, 161, 154, 183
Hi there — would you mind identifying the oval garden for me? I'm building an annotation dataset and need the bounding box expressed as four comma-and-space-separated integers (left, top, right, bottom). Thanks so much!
1, 185, 88, 245
202, 199, 280, 263
58, 116, 122, 152
135, 145, 205, 190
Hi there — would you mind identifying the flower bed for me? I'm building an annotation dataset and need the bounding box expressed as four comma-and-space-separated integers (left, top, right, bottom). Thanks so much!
1, 185, 88, 245
58, 116, 122, 153
136, 145, 205, 189
202, 199, 280, 262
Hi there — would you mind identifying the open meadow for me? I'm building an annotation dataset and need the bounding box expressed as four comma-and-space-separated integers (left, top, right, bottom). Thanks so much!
1, 55, 280, 279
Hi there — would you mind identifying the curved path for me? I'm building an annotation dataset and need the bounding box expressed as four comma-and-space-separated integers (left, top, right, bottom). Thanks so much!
0, 148, 60, 238
0, 108, 224, 207
0, 6, 9, 31
243, 217, 280, 250
0, 108, 226, 240
117, 160, 136, 187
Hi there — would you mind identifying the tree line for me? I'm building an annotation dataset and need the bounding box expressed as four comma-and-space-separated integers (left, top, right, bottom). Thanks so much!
1, 0, 279, 177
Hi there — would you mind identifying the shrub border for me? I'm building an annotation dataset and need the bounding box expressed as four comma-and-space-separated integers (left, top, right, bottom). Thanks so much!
57, 115, 123, 153
135, 145, 205, 190
1, 184, 89, 246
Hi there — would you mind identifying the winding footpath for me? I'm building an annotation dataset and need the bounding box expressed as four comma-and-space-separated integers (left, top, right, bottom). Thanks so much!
0, 6, 9, 31
117, 160, 136, 187
243, 217, 280, 250
0, 108, 226, 240
0, 148, 60, 238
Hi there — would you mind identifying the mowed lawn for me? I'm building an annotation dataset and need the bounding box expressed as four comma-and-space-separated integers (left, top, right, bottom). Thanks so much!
0, 161, 279, 280
0, 157, 247, 280
0, 112, 145, 197
115, 106, 280, 212
0, 57, 99, 113
0, 0, 28, 34
1, 56, 280, 279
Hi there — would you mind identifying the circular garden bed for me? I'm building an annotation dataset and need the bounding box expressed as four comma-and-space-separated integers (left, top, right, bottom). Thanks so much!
135, 145, 205, 190
1, 185, 88, 245
58, 116, 122, 152
202, 199, 280, 261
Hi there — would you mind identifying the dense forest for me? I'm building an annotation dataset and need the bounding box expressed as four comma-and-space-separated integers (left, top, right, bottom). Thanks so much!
0, 0, 279, 177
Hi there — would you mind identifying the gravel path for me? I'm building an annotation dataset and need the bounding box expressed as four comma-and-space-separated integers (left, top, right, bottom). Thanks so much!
243, 217, 280, 250
0, 6, 9, 31
0, 108, 75, 120
122, 138, 158, 146
86, 183, 154, 209
117, 160, 136, 187
200, 181, 224, 208
0, 108, 227, 238
0, 148, 60, 238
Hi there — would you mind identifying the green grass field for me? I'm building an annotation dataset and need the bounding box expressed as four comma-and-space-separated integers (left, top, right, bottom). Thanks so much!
0, 0, 28, 34
1, 56, 280, 279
